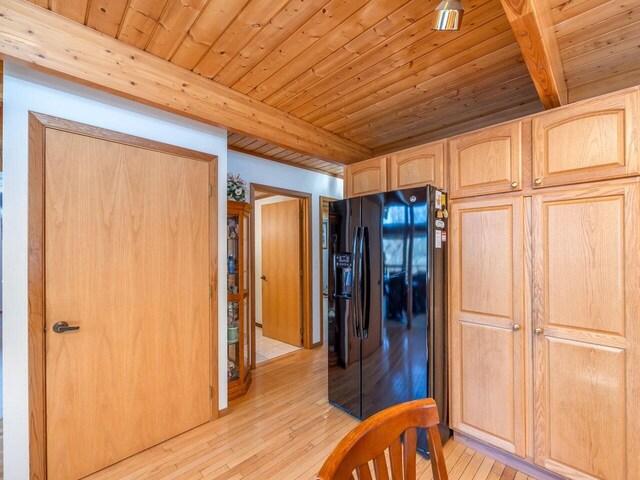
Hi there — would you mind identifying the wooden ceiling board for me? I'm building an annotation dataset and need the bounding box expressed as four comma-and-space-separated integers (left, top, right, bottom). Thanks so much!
212, 0, 329, 87
289, 1, 509, 123
226, 131, 343, 177
236, 0, 409, 98
552, 0, 640, 102
228, 143, 344, 177
270, 0, 464, 115
193, 0, 291, 79
50, 0, 89, 23
262, 0, 431, 108
170, 0, 256, 70
242, 140, 269, 151
363, 79, 540, 148
145, 0, 209, 59
305, 19, 516, 127
324, 45, 527, 134
86, 0, 130, 37
376, 99, 543, 153
339, 66, 535, 143
549, 0, 612, 24
117, 0, 170, 50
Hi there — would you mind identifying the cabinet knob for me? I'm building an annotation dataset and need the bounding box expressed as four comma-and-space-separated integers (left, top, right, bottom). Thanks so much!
534, 327, 544, 335
510, 181, 518, 188
512, 324, 521, 331
534, 178, 543, 186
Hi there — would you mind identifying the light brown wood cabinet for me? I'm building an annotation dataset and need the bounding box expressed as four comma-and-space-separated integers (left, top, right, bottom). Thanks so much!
532, 91, 639, 189
531, 183, 640, 480
343, 155, 387, 198
449, 121, 524, 198
449, 196, 526, 458
388, 141, 445, 190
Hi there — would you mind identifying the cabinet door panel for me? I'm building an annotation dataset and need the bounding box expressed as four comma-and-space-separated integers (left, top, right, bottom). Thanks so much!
344, 156, 387, 198
533, 184, 640, 480
389, 141, 445, 190
532, 91, 639, 188
449, 121, 523, 198
450, 196, 525, 456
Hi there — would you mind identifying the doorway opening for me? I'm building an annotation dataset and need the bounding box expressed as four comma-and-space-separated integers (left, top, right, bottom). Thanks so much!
250, 184, 312, 365
319, 196, 337, 347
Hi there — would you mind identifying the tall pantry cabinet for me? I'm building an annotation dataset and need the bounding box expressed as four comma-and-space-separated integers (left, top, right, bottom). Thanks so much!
446, 88, 640, 480
342, 86, 640, 479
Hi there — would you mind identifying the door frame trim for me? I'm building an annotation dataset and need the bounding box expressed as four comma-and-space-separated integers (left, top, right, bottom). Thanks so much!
27, 112, 219, 479
317, 196, 338, 348
250, 183, 313, 357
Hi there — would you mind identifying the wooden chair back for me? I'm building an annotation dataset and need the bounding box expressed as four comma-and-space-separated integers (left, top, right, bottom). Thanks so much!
316, 399, 448, 480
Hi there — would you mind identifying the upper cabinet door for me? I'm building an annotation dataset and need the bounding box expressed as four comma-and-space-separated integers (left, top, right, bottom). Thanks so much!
449, 121, 524, 199
532, 183, 640, 480
532, 90, 639, 188
344, 156, 387, 198
450, 196, 526, 457
388, 141, 445, 190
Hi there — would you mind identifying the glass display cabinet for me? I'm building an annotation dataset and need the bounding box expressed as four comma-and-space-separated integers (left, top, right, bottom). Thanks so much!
227, 200, 252, 400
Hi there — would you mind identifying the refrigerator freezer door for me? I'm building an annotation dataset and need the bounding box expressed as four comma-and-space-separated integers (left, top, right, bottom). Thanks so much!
360, 190, 428, 422
328, 197, 362, 418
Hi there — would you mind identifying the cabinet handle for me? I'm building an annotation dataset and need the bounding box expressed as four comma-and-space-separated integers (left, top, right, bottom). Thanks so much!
534, 178, 542, 186
512, 324, 521, 331
534, 327, 544, 335
510, 181, 518, 188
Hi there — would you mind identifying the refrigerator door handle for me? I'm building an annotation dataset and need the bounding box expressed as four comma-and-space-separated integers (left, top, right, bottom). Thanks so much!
362, 226, 371, 338
351, 227, 361, 338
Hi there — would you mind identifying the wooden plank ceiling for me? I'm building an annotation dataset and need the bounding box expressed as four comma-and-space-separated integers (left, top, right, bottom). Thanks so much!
26, 0, 640, 173
228, 132, 344, 177
549, 0, 640, 102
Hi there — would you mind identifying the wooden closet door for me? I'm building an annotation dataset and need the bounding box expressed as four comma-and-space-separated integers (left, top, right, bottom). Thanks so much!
388, 141, 445, 190
532, 183, 640, 480
532, 90, 639, 188
450, 196, 526, 457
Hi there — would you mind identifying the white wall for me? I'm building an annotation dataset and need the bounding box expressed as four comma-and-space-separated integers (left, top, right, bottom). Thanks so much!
228, 151, 343, 344
254, 195, 298, 327
2, 63, 230, 478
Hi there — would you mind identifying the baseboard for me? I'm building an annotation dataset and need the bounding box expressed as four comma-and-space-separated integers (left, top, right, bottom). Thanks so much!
454, 432, 565, 480
312, 340, 323, 348
218, 407, 231, 418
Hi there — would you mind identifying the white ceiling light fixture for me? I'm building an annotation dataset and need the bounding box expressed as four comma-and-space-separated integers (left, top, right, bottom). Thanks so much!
432, 0, 464, 31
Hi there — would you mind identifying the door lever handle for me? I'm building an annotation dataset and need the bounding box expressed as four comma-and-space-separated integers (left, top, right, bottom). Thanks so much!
53, 321, 80, 333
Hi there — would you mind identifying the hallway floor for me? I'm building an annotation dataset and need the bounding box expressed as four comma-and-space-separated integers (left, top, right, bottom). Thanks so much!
84, 346, 535, 480
255, 325, 301, 364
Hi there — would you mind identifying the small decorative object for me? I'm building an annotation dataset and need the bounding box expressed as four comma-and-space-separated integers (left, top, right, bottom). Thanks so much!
228, 324, 239, 343
227, 173, 247, 201
322, 220, 328, 249
228, 360, 236, 379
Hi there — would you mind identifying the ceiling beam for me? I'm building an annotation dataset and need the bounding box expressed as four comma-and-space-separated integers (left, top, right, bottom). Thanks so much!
500, 0, 568, 109
0, 0, 372, 164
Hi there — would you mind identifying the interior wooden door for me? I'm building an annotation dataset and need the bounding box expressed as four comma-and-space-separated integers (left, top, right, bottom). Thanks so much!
532, 183, 640, 480
449, 196, 526, 457
388, 141, 445, 190
44, 127, 212, 479
261, 199, 302, 346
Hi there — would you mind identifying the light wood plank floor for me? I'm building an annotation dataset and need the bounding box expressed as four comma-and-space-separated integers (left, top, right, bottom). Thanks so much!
87, 347, 534, 480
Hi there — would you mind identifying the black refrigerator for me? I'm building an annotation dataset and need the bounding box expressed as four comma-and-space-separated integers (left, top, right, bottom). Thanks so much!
327, 186, 450, 453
